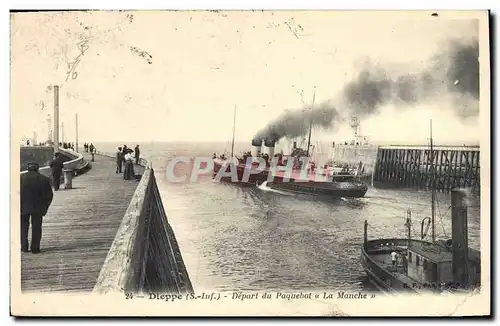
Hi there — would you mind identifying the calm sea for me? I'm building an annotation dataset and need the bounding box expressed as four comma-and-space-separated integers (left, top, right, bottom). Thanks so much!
94, 141, 481, 293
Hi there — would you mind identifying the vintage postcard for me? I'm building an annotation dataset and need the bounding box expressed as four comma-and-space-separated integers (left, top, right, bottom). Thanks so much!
10, 9, 490, 317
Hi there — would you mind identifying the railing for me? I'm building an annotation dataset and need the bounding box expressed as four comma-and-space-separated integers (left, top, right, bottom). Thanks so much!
20, 148, 87, 177
93, 153, 193, 295
58, 148, 88, 171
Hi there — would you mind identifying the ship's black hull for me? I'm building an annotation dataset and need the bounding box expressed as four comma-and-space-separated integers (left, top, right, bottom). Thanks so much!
266, 180, 368, 198
213, 160, 368, 198
213, 160, 268, 184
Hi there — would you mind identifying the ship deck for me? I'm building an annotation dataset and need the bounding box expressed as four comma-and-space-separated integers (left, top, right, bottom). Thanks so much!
370, 253, 418, 285
366, 250, 436, 294
272, 170, 333, 182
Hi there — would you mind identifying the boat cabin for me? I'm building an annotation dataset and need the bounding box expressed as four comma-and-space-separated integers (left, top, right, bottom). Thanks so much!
406, 242, 454, 287
406, 240, 482, 289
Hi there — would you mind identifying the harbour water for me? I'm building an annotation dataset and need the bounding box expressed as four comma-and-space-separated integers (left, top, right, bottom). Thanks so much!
94, 142, 481, 293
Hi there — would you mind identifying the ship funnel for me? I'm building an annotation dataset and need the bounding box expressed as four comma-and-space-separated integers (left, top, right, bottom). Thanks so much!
293, 141, 297, 149
262, 139, 275, 158
262, 145, 275, 158
251, 139, 262, 157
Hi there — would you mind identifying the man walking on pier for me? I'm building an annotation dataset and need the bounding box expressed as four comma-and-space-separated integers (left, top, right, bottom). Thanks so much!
49, 152, 64, 191
116, 147, 123, 173
20, 162, 53, 253
89, 143, 95, 161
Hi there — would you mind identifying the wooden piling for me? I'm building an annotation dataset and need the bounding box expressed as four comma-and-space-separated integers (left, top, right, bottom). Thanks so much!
373, 145, 480, 192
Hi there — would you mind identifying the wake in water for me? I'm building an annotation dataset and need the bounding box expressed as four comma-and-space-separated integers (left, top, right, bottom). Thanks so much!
257, 181, 368, 210
257, 181, 294, 196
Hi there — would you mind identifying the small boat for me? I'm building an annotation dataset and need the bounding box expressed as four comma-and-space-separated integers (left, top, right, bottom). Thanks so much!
265, 177, 368, 198
360, 120, 481, 294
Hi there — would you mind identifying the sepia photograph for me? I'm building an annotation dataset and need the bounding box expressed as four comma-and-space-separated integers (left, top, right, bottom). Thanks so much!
9, 8, 490, 317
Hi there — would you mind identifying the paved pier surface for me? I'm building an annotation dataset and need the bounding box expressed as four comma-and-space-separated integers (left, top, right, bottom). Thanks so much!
21, 153, 145, 293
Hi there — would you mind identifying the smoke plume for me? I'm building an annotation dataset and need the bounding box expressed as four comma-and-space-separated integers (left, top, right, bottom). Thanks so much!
252, 101, 340, 146
252, 37, 480, 145
343, 38, 480, 118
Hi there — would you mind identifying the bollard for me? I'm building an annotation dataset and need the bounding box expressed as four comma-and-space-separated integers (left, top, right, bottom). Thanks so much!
63, 169, 74, 189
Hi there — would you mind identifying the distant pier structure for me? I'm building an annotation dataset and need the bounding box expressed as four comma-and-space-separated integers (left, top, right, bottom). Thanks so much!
373, 145, 480, 191
329, 115, 379, 175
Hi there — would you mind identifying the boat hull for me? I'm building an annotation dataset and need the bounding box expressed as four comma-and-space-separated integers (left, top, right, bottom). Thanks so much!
213, 160, 268, 184
213, 160, 368, 197
360, 238, 435, 294
266, 180, 368, 198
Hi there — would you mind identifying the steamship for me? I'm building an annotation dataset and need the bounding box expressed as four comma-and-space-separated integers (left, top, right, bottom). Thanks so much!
360, 122, 481, 294
213, 104, 368, 198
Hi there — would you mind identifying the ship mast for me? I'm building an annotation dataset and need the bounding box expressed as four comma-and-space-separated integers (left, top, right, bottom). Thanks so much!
230, 105, 236, 158
430, 119, 436, 243
306, 87, 316, 157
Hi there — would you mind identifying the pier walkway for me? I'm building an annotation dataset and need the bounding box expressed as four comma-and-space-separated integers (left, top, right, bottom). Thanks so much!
21, 153, 144, 293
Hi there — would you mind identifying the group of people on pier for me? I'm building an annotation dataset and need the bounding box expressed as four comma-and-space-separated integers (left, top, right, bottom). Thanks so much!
83, 143, 94, 153
83, 143, 96, 161
61, 142, 75, 150
20, 144, 142, 254
116, 145, 141, 180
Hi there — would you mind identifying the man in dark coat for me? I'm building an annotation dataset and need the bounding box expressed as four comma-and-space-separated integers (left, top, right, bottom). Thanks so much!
116, 147, 123, 173
89, 143, 95, 162
134, 145, 140, 165
20, 162, 53, 253
49, 152, 64, 191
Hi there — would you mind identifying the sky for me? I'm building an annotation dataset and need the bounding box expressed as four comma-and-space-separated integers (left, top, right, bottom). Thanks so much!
11, 10, 485, 145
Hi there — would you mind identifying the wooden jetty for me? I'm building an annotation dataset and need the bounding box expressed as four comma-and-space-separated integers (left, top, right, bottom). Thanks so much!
372, 145, 480, 191
20, 153, 145, 292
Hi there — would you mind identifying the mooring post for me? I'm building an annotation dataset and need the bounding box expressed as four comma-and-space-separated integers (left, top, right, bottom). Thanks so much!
363, 220, 368, 248
474, 151, 480, 189
63, 168, 73, 190
451, 188, 469, 289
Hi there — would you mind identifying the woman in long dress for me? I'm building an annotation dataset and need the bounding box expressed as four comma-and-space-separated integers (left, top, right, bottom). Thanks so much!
128, 149, 135, 179
123, 150, 135, 180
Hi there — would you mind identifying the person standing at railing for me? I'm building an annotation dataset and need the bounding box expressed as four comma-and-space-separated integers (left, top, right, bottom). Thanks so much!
49, 152, 64, 191
21, 162, 54, 254
134, 145, 140, 165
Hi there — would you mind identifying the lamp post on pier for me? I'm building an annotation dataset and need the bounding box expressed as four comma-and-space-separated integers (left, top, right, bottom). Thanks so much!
75, 113, 79, 153
50, 85, 60, 153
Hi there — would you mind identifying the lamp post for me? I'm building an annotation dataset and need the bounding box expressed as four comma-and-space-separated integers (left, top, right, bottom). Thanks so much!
52, 85, 60, 153
75, 113, 79, 153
